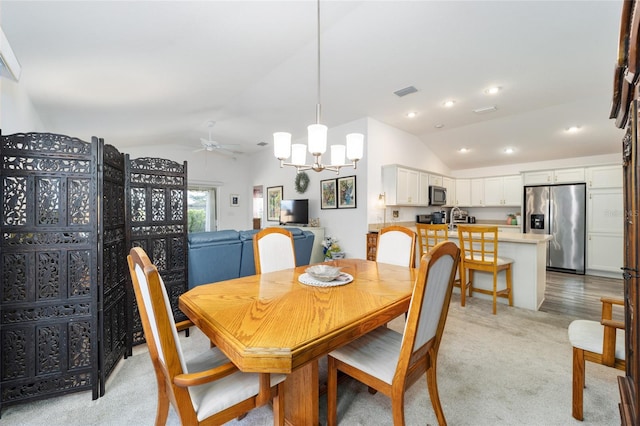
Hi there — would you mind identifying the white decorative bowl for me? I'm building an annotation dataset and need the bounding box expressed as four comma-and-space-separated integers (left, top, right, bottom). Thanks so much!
305, 265, 343, 282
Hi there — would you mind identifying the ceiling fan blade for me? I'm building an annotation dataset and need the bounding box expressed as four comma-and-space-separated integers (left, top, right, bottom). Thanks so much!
193, 148, 205, 153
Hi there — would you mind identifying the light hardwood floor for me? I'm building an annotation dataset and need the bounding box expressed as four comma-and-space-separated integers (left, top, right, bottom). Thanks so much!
539, 271, 625, 322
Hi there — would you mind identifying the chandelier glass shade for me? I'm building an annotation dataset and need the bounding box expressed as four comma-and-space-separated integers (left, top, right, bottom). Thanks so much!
273, 0, 364, 174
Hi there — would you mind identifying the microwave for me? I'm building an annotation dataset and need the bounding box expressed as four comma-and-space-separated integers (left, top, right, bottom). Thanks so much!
429, 185, 447, 206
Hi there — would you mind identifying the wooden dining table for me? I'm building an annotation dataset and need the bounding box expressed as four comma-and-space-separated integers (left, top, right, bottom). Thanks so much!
178, 258, 416, 425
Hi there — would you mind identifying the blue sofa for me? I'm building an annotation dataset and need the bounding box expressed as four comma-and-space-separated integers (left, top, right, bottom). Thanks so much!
188, 227, 315, 288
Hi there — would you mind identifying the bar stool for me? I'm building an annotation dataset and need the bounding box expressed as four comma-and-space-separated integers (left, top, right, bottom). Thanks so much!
416, 223, 468, 305
457, 225, 513, 314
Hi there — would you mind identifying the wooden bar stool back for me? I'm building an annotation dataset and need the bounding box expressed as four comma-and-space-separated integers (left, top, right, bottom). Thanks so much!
457, 225, 513, 314
416, 223, 468, 306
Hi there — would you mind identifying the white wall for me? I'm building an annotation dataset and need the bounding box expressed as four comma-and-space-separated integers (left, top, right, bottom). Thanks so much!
366, 117, 451, 226
1, 76, 44, 133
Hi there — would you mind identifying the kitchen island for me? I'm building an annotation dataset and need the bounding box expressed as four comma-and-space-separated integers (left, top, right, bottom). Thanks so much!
403, 224, 551, 311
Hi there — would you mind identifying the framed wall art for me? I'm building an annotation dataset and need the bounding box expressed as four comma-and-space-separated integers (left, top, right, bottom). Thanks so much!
320, 178, 337, 209
337, 175, 357, 209
230, 194, 239, 207
266, 185, 283, 221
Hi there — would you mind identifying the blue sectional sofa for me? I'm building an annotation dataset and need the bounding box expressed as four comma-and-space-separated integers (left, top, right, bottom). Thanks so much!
188, 227, 315, 288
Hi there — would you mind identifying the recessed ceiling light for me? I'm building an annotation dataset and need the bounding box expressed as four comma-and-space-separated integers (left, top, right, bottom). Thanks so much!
565, 126, 581, 133
443, 100, 456, 108
504, 147, 514, 154
484, 86, 501, 95
406, 111, 417, 118
458, 148, 469, 153
434, 123, 445, 129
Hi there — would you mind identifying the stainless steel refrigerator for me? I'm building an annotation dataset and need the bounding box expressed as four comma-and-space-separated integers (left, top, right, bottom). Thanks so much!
524, 183, 586, 274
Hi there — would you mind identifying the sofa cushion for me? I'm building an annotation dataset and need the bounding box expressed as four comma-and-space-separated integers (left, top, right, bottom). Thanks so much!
188, 231, 242, 288
188, 230, 240, 247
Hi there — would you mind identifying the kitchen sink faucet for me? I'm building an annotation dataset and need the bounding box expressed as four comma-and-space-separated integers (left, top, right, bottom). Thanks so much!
449, 206, 462, 230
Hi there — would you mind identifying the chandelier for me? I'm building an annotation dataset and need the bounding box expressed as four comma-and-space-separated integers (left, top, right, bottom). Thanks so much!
273, 0, 364, 174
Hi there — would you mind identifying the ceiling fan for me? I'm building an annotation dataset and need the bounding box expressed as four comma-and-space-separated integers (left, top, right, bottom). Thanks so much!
195, 121, 243, 157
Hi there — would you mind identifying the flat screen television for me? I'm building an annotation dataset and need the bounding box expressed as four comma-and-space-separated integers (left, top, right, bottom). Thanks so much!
280, 199, 309, 226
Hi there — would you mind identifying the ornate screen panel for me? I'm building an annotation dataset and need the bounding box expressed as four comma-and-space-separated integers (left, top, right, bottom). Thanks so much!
125, 156, 188, 347
98, 142, 127, 396
0, 133, 99, 410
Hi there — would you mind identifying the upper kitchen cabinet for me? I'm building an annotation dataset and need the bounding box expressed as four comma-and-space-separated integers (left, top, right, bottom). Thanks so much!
382, 165, 420, 205
523, 168, 585, 185
483, 175, 522, 206
471, 178, 484, 206
429, 174, 443, 187
586, 165, 623, 188
419, 172, 430, 205
455, 179, 471, 206
443, 177, 455, 206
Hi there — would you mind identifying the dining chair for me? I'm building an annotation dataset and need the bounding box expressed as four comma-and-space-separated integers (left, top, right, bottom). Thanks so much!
253, 227, 296, 274
416, 223, 468, 306
457, 225, 513, 315
127, 247, 285, 425
376, 225, 417, 268
568, 297, 625, 420
327, 241, 460, 426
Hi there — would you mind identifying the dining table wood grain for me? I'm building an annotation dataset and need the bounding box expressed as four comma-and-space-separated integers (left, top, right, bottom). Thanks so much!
179, 258, 416, 425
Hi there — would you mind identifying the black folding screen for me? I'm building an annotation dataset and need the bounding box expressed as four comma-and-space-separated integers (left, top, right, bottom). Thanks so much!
0, 132, 188, 413
125, 156, 188, 348
98, 143, 128, 396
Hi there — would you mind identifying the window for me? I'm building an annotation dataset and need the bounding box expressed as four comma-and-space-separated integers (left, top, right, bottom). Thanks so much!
187, 187, 217, 233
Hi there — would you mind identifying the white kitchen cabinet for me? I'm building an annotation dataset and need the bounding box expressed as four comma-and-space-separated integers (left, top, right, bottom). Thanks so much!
483, 175, 522, 206
586, 187, 624, 274
443, 177, 455, 206
523, 168, 585, 185
586, 165, 623, 189
483, 177, 503, 206
503, 175, 523, 205
418, 172, 430, 205
471, 178, 484, 206
554, 168, 585, 183
523, 170, 553, 185
429, 174, 443, 187
455, 179, 471, 206
587, 188, 624, 234
587, 233, 624, 274
382, 165, 419, 205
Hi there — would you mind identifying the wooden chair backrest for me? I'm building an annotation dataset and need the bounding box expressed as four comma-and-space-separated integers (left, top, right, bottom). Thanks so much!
127, 247, 190, 404
416, 223, 449, 255
376, 225, 417, 268
396, 241, 459, 382
457, 225, 499, 266
253, 228, 296, 274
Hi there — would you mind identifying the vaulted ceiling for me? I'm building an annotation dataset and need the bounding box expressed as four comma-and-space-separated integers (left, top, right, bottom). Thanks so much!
1, 1, 626, 170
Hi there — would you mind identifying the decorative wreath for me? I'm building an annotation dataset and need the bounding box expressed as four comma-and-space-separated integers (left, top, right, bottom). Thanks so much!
294, 171, 310, 194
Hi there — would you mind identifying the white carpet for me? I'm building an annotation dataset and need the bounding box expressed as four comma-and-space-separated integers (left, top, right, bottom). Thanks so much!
0, 295, 621, 425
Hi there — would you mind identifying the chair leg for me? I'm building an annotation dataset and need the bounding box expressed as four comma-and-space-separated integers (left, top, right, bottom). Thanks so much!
459, 265, 466, 307
327, 356, 338, 426
273, 381, 285, 426
391, 389, 406, 426
155, 375, 169, 426
426, 362, 447, 426
572, 346, 585, 421
492, 270, 498, 315
507, 265, 513, 307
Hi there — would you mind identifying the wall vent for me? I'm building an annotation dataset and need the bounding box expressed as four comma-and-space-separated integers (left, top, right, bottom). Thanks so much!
393, 86, 418, 97
473, 106, 497, 114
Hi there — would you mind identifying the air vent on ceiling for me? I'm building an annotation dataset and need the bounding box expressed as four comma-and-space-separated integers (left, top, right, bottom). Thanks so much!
257, 141, 268, 147
393, 86, 418, 97
473, 106, 497, 114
